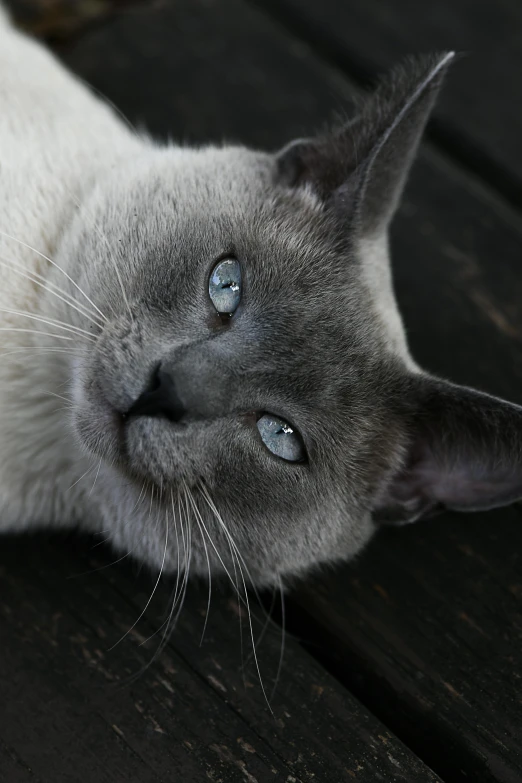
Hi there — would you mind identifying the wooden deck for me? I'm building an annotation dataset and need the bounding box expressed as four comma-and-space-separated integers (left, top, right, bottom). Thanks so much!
2, 1, 522, 781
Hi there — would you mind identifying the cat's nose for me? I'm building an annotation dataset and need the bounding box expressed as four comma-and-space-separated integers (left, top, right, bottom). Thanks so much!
126, 365, 186, 422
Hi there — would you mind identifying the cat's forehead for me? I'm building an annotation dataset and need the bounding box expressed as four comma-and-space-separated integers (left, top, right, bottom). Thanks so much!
108, 145, 368, 306
115, 146, 276, 208
102, 145, 388, 373
113, 145, 326, 238
104, 147, 386, 364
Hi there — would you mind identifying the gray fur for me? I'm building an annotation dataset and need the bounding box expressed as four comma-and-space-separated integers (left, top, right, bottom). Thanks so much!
24, 50, 522, 587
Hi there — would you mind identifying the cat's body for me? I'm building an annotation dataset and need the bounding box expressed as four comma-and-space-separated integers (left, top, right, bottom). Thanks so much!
2, 8, 522, 588
0, 10, 140, 537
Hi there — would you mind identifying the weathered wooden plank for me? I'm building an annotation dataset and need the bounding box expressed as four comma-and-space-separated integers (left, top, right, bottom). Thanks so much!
250, 0, 522, 207
51, 0, 356, 149
52, 1, 522, 781
0, 741, 38, 783
0, 535, 442, 782
285, 148, 522, 783
289, 506, 522, 783
93, 547, 444, 783
4, 0, 522, 779
1, 543, 273, 783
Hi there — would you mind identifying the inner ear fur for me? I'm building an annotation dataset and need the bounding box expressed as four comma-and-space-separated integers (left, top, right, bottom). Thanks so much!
374, 375, 522, 525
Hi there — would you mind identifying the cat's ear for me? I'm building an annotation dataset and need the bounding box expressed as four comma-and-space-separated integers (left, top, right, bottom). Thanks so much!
277, 52, 454, 236
373, 377, 522, 525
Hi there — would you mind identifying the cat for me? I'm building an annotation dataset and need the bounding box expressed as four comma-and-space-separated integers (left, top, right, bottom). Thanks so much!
1, 6, 521, 591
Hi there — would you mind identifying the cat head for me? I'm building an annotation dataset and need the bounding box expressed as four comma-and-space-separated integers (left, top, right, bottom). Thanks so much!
49, 52, 522, 586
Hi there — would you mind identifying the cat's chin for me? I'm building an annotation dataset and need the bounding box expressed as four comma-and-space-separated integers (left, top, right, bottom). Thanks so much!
123, 414, 190, 484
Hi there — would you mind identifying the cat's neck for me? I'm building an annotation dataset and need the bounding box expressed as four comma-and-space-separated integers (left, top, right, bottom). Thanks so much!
0, 18, 142, 322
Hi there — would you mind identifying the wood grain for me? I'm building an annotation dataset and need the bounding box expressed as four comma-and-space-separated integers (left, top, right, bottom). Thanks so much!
0, 535, 442, 782
2, 0, 522, 780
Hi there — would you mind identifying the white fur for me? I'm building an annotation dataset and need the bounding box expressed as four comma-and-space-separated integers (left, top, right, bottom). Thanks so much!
0, 14, 141, 532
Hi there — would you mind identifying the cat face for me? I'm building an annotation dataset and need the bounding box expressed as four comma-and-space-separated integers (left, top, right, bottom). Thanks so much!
46, 53, 522, 586
60, 146, 403, 583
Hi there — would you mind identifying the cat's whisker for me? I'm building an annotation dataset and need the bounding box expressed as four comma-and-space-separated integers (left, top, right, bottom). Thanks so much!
184, 486, 212, 646
197, 518, 212, 647
66, 463, 97, 493
198, 484, 254, 593
0, 347, 79, 359
198, 483, 274, 714
171, 492, 183, 611
201, 484, 245, 681
0, 257, 105, 329
199, 482, 274, 627
130, 481, 147, 514
138, 503, 176, 649
270, 575, 286, 702
190, 485, 252, 696
67, 550, 132, 579
0, 307, 97, 341
242, 586, 277, 671
76, 79, 140, 139
141, 492, 184, 649
56, 375, 75, 390
108, 489, 169, 651
183, 479, 243, 606
176, 492, 192, 624
180, 487, 193, 611
141, 491, 190, 649
170, 490, 188, 622
0, 327, 73, 341
0, 229, 108, 322
137, 494, 192, 677
149, 483, 155, 520
91, 532, 111, 549
227, 530, 272, 714
227, 518, 246, 689
42, 390, 72, 404
88, 459, 102, 496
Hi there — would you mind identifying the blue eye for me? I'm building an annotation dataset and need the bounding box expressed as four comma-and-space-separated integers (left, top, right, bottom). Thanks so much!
209, 258, 241, 315
257, 414, 305, 462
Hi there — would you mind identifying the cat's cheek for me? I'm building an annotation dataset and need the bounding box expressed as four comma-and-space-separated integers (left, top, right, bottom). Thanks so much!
72, 403, 123, 465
